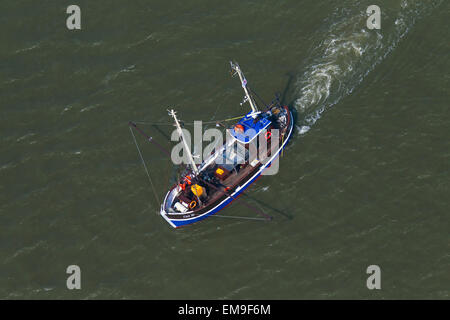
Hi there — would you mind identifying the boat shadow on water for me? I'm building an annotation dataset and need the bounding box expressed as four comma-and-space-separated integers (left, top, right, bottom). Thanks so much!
239, 192, 293, 221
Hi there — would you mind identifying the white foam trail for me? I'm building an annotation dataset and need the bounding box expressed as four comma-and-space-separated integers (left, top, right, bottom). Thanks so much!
294, 0, 443, 133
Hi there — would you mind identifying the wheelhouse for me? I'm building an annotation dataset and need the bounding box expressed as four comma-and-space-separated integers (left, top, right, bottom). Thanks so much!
230, 112, 272, 143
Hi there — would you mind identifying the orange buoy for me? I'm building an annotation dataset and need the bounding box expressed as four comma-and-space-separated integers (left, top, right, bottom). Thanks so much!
189, 200, 197, 210
184, 175, 192, 185
234, 124, 244, 134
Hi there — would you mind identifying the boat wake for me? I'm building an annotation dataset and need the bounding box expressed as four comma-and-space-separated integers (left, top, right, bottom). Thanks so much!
293, 0, 443, 134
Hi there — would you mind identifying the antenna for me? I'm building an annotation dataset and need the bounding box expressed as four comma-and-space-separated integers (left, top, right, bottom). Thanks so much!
230, 61, 258, 115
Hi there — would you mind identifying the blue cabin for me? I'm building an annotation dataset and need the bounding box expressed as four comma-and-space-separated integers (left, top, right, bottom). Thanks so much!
230, 112, 271, 144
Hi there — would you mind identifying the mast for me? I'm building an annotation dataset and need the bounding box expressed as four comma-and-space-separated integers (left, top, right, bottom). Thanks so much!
230, 61, 259, 115
168, 109, 199, 175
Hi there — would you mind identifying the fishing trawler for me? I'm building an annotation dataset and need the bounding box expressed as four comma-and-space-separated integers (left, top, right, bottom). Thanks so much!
159, 62, 293, 228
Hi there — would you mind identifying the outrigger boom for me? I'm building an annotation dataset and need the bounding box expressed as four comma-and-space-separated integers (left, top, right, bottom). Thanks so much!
168, 109, 199, 176
230, 61, 259, 115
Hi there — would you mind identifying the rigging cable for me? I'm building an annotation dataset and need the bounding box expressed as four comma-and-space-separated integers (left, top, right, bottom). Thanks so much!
210, 214, 267, 221
129, 126, 161, 208
131, 114, 246, 127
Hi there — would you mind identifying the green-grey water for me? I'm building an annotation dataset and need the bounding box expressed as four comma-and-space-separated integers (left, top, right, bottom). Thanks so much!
1, 0, 449, 299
